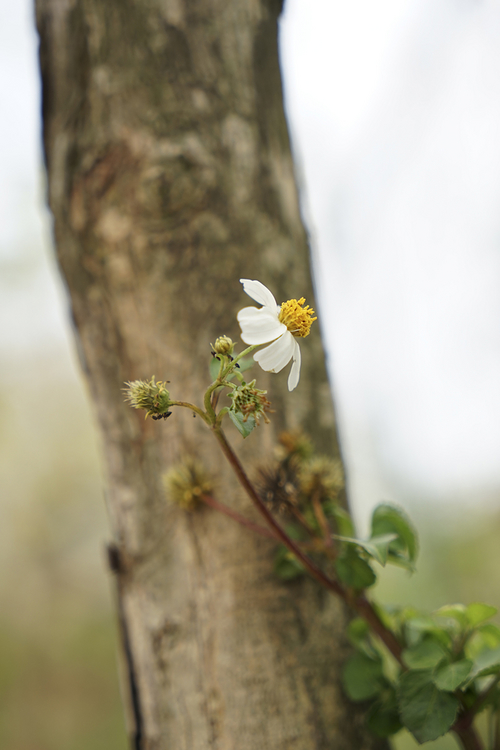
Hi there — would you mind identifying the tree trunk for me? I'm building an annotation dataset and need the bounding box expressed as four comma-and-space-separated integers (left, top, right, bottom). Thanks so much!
36, 1, 386, 748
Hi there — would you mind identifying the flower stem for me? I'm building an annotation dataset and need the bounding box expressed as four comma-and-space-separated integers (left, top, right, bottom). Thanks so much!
200, 494, 279, 540
212, 426, 406, 668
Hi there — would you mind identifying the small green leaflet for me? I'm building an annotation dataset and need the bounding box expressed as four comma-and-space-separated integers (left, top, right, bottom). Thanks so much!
465, 603, 498, 627
371, 503, 419, 568
465, 646, 500, 684
366, 688, 403, 737
333, 533, 398, 566
397, 670, 459, 744
228, 410, 256, 438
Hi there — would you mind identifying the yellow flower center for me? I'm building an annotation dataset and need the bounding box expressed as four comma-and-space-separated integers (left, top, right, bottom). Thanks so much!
278, 297, 317, 338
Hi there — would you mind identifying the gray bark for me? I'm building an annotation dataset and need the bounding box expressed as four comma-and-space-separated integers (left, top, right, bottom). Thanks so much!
36, 0, 386, 748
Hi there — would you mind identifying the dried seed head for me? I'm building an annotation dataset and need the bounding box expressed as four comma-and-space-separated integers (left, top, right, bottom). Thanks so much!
163, 458, 213, 511
276, 431, 313, 462
298, 456, 344, 501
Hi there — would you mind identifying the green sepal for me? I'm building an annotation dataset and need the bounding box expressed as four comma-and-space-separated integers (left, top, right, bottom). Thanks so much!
335, 546, 377, 590
228, 410, 256, 438
397, 669, 459, 743
433, 660, 473, 691
342, 651, 385, 701
274, 545, 305, 581
402, 638, 448, 670
371, 503, 419, 569
366, 686, 403, 737
333, 533, 398, 566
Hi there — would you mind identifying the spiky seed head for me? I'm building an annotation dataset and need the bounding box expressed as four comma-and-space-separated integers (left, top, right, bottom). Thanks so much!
123, 376, 171, 419
163, 458, 213, 511
229, 380, 273, 424
298, 456, 344, 501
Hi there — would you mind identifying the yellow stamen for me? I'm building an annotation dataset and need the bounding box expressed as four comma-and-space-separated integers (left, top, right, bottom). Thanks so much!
278, 297, 317, 338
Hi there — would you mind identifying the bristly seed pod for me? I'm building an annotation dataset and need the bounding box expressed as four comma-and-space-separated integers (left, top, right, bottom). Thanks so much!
163, 458, 213, 511
123, 376, 171, 419
229, 380, 273, 424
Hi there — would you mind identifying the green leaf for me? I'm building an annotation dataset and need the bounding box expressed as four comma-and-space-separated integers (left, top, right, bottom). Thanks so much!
467, 647, 500, 683
209, 355, 223, 380
324, 504, 355, 537
366, 688, 403, 737
433, 660, 472, 691
274, 546, 305, 581
335, 546, 377, 590
333, 533, 397, 566
342, 652, 385, 701
371, 503, 419, 567
347, 617, 370, 647
405, 615, 449, 647
465, 603, 498, 627
228, 410, 256, 438
466, 624, 500, 660
397, 670, 459, 743
402, 638, 448, 670
434, 604, 468, 630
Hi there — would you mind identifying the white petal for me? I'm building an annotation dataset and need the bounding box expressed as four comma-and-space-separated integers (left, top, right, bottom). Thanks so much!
287, 339, 301, 391
239, 279, 279, 311
254, 332, 295, 373
237, 306, 286, 344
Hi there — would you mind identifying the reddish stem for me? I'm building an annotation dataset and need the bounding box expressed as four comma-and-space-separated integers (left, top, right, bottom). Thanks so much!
213, 427, 406, 668
200, 494, 278, 540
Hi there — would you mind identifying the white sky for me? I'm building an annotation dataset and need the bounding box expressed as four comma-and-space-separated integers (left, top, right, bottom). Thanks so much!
1, 0, 500, 525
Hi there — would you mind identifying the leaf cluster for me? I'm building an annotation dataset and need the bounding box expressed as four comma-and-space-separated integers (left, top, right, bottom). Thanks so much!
343, 601, 500, 744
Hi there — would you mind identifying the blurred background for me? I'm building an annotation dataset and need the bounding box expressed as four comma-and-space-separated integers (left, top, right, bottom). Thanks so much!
1, 0, 499, 748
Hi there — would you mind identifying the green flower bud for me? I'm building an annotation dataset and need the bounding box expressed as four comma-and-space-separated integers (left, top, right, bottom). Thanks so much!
212, 335, 234, 355
123, 376, 171, 419
229, 380, 273, 424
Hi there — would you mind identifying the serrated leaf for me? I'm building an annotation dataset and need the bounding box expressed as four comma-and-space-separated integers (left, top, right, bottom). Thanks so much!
335, 546, 376, 590
274, 546, 305, 581
397, 670, 459, 743
342, 652, 385, 701
402, 638, 448, 670
467, 647, 500, 683
466, 603, 498, 627
371, 503, 419, 566
228, 410, 256, 438
367, 688, 403, 737
333, 533, 397, 566
433, 660, 472, 691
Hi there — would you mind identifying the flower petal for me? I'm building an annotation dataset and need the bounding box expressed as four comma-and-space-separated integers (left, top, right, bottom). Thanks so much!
240, 279, 279, 311
237, 306, 286, 345
287, 339, 301, 391
254, 331, 295, 373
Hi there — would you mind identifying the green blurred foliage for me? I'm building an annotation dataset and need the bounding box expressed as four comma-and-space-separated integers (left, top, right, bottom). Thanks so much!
375, 506, 500, 750
0, 352, 127, 750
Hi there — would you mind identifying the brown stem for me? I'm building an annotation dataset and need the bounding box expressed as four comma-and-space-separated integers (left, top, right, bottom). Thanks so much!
213, 426, 406, 669
311, 489, 332, 547
200, 494, 279, 540
452, 722, 484, 750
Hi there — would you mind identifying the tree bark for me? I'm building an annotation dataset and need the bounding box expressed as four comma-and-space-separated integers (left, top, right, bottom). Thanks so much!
36, 1, 386, 748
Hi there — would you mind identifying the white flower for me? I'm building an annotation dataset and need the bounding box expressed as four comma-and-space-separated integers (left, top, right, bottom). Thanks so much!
237, 279, 317, 391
